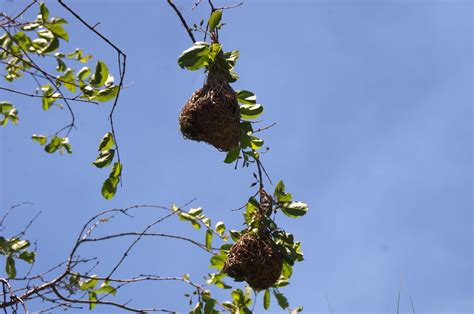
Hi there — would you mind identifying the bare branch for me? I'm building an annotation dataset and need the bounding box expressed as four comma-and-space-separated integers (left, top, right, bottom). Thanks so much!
166, 0, 197, 43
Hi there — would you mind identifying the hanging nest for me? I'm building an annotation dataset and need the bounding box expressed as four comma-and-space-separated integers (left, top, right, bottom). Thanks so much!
178, 69, 240, 152
223, 232, 283, 290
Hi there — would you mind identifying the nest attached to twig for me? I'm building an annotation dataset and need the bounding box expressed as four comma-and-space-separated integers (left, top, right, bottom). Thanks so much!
223, 232, 283, 290
178, 69, 240, 152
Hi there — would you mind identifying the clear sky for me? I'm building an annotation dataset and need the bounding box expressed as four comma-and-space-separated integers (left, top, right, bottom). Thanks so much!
0, 0, 472, 313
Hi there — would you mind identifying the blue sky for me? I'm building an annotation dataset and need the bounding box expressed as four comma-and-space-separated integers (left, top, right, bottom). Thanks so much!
0, 0, 472, 313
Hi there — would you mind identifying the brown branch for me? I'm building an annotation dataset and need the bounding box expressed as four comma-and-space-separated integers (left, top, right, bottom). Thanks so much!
51, 284, 173, 313
0, 87, 98, 104
166, 0, 196, 43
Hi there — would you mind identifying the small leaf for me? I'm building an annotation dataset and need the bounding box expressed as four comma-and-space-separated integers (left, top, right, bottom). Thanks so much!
80, 276, 98, 290
102, 176, 119, 200
281, 202, 308, 218
208, 10, 222, 32
205, 229, 213, 250
95, 282, 117, 296
188, 207, 203, 216
263, 289, 270, 310
18, 251, 36, 264
215, 221, 225, 236
47, 24, 69, 41
56, 58, 66, 72
39, 37, 59, 54
39, 3, 49, 20
177, 42, 210, 71
272, 290, 289, 309
209, 253, 226, 270
224, 146, 239, 164
229, 230, 241, 241
98, 132, 115, 151
57, 68, 76, 93
90, 61, 109, 87
6, 255, 16, 278
236, 90, 257, 105
44, 136, 62, 153
31, 134, 47, 145
92, 149, 115, 168
240, 104, 264, 119
76, 67, 91, 82
10, 239, 29, 251
94, 85, 119, 102
88, 291, 97, 310
274, 180, 293, 203
250, 136, 264, 150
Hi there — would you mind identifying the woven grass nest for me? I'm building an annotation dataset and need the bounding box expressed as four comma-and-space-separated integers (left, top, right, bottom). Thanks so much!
223, 232, 283, 290
178, 69, 240, 152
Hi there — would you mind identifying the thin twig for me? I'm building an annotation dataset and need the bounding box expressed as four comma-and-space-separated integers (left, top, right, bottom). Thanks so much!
166, 0, 196, 43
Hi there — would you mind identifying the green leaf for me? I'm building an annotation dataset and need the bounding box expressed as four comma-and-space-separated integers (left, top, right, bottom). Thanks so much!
40, 3, 50, 20
102, 176, 118, 200
76, 67, 91, 82
208, 10, 222, 32
94, 85, 119, 102
274, 180, 292, 203
281, 260, 293, 279
281, 202, 308, 218
95, 282, 117, 296
205, 229, 213, 250
21, 22, 40, 31
188, 207, 203, 216
50, 17, 68, 25
208, 43, 221, 62
272, 290, 289, 309
12, 32, 32, 50
18, 251, 36, 264
37, 29, 54, 40
31, 134, 47, 145
191, 301, 202, 314
88, 291, 97, 310
250, 136, 264, 150
224, 146, 240, 164
6, 255, 16, 278
209, 252, 226, 270
57, 68, 76, 93
110, 161, 122, 178
215, 221, 225, 236
236, 90, 257, 105
263, 289, 271, 310
90, 61, 109, 87
0, 101, 14, 114
44, 136, 62, 153
223, 50, 239, 66
229, 230, 241, 242
93, 149, 115, 168
177, 42, 210, 71
240, 104, 263, 119
47, 24, 69, 41
101, 162, 122, 199
39, 37, 59, 54
203, 297, 216, 314
206, 272, 232, 289
56, 58, 66, 72
98, 132, 115, 151
10, 239, 29, 251
80, 276, 98, 290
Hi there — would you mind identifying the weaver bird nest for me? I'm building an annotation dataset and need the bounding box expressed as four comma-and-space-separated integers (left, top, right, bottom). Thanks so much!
223, 232, 283, 290
178, 70, 240, 152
